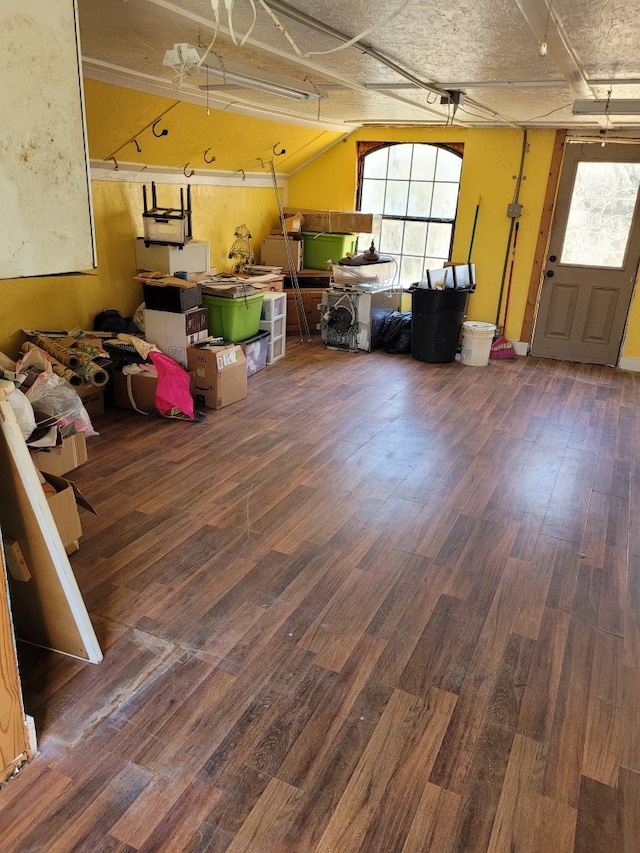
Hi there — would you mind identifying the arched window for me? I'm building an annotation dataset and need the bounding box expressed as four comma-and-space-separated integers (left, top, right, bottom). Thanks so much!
357, 142, 463, 287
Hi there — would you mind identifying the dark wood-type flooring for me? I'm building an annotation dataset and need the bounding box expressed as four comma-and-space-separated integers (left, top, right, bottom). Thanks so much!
3, 337, 640, 851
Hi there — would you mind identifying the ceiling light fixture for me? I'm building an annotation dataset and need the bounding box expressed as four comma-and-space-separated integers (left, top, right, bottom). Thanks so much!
199, 66, 321, 101
572, 100, 640, 115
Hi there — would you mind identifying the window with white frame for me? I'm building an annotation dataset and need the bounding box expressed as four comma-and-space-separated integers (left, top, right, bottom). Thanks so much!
357, 143, 463, 287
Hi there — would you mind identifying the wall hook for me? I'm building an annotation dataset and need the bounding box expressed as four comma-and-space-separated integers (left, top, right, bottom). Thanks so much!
184, 163, 195, 178
257, 157, 265, 168
110, 156, 119, 171
237, 169, 246, 181
132, 139, 142, 153
272, 142, 286, 156
152, 119, 169, 138
203, 148, 216, 164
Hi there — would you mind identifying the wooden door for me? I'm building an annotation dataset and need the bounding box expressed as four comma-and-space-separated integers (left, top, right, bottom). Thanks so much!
530, 143, 640, 365
0, 534, 35, 784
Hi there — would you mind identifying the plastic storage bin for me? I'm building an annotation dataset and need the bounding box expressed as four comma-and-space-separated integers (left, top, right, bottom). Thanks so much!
241, 330, 270, 376
202, 292, 264, 342
302, 232, 358, 270
411, 287, 470, 363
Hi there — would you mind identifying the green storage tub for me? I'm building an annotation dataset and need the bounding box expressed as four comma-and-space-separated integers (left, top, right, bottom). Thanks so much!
302, 232, 358, 270
202, 292, 264, 342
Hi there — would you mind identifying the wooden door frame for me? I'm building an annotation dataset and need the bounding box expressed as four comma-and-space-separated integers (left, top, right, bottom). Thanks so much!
520, 130, 566, 343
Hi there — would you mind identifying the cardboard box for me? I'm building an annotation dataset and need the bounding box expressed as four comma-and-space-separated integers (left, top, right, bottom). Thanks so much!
143, 307, 209, 366
76, 383, 105, 418
32, 431, 88, 476
187, 344, 247, 410
42, 471, 97, 555
284, 207, 381, 235
240, 330, 270, 376
111, 370, 159, 413
111, 369, 196, 414
270, 212, 304, 236
261, 235, 303, 273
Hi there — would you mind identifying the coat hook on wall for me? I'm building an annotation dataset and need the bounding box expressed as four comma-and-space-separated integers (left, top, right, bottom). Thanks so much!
257, 157, 265, 168
203, 148, 216, 164
237, 169, 246, 181
272, 142, 286, 156
132, 139, 142, 153
110, 156, 119, 171
152, 119, 169, 138
184, 163, 195, 178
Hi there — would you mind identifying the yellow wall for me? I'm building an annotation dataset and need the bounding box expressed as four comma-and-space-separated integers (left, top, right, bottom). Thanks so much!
289, 127, 556, 341
2, 78, 640, 364
0, 180, 280, 359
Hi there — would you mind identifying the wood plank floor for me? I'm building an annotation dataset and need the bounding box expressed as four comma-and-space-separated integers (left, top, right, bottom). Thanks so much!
3, 337, 640, 851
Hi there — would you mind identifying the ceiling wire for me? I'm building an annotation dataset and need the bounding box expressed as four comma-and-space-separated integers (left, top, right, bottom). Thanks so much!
539, 1, 553, 55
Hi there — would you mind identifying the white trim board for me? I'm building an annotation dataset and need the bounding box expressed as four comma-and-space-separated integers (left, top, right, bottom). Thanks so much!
619, 356, 640, 372
91, 160, 286, 189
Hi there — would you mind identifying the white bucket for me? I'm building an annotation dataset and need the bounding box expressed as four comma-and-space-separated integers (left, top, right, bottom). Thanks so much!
460, 321, 496, 366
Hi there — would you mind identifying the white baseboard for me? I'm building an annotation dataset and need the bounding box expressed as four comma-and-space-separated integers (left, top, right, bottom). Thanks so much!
618, 357, 640, 372
513, 341, 529, 356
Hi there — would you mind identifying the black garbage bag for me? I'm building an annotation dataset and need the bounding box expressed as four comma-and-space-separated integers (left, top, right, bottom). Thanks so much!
94, 309, 140, 335
379, 311, 412, 354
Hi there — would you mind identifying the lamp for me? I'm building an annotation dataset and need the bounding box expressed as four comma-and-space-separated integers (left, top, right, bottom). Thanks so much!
199, 65, 321, 102
572, 100, 640, 115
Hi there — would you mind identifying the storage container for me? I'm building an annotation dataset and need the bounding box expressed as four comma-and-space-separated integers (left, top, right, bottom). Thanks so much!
240, 330, 270, 376
135, 238, 210, 274
202, 292, 264, 342
260, 315, 285, 338
267, 335, 286, 364
261, 236, 303, 272
261, 292, 287, 321
302, 232, 358, 271
142, 281, 202, 313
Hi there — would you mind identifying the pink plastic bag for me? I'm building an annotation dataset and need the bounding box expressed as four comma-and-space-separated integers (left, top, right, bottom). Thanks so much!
148, 351, 195, 420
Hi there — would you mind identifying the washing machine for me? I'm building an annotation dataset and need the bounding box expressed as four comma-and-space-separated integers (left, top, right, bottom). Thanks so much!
319, 285, 402, 352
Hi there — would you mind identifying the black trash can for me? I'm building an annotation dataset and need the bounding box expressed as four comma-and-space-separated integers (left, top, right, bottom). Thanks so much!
410, 286, 470, 363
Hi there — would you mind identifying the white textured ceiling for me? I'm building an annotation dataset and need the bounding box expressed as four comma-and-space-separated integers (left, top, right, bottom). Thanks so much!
78, 0, 640, 132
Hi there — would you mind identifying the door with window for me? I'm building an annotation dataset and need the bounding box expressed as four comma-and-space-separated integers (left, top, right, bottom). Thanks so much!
531, 143, 640, 365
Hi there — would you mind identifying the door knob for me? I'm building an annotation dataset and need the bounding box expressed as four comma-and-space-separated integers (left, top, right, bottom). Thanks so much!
546, 270, 554, 277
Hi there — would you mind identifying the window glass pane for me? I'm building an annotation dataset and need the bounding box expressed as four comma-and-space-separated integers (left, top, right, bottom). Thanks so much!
432, 182, 459, 219
360, 179, 386, 214
388, 144, 412, 179
426, 222, 452, 257
435, 150, 462, 182
400, 255, 424, 287
411, 145, 437, 180
360, 180, 386, 213
407, 181, 434, 217
561, 162, 640, 267
363, 147, 389, 179
385, 180, 410, 216
380, 219, 404, 254
403, 220, 428, 256
424, 256, 444, 270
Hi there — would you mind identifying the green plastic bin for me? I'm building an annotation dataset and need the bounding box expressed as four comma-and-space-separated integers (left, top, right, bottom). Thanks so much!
302, 232, 358, 270
202, 292, 264, 342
